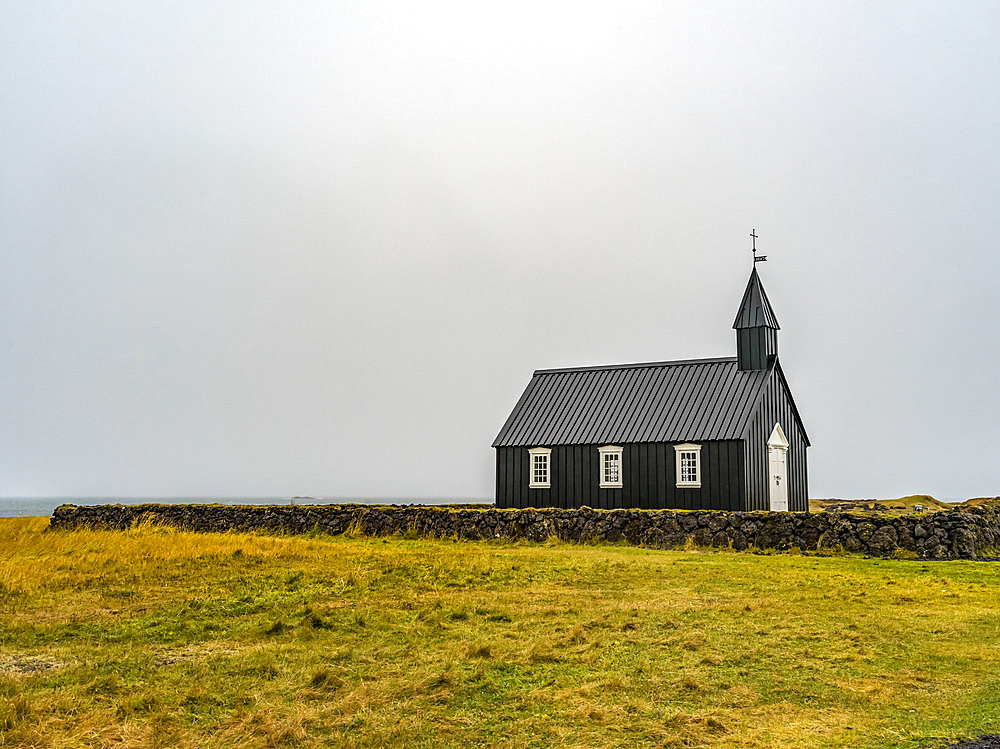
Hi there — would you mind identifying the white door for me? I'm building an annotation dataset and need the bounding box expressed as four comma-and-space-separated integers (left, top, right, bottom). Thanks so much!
768, 446, 788, 511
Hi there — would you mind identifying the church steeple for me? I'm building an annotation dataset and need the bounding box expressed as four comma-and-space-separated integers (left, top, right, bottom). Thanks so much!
733, 267, 780, 371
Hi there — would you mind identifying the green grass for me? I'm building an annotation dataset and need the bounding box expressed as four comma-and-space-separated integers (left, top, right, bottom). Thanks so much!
2, 517, 999, 748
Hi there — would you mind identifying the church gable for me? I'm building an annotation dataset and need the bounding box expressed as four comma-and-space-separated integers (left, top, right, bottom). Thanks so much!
739, 361, 810, 512
740, 360, 809, 448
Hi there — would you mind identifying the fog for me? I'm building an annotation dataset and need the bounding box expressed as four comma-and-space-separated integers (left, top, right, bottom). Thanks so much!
2, 2, 998, 501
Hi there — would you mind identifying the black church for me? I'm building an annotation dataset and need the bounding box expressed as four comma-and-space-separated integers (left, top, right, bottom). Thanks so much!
492, 263, 809, 512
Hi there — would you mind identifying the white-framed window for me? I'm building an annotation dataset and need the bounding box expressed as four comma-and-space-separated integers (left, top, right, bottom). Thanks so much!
528, 447, 551, 488
674, 443, 702, 488
598, 445, 623, 488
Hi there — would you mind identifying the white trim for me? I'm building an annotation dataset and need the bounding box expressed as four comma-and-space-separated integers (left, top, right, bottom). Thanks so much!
674, 443, 702, 488
528, 447, 551, 488
597, 445, 623, 488
767, 423, 789, 451
767, 425, 788, 511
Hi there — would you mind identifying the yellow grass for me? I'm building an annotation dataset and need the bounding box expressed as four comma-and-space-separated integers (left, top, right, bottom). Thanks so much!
2, 517, 999, 748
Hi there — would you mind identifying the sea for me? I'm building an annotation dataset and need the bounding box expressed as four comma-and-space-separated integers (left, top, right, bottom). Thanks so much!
0, 497, 491, 518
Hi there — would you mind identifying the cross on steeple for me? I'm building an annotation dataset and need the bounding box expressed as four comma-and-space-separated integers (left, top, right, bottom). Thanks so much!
751, 228, 767, 263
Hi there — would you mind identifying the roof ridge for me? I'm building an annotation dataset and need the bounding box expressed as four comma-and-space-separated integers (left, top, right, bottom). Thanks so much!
533, 356, 736, 376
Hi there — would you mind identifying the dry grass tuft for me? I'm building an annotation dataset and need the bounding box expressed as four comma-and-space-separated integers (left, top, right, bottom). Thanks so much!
601, 675, 627, 692
561, 624, 588, 646
465, 642, 493, 659
678, 673, 702, 691
527, 640, 557, 663
308, 668, 344, 691
681, 634, 705, 651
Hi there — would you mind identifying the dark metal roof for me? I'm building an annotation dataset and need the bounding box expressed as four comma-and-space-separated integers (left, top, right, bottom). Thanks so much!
733, 268, 780, 330
493, 357, 771, 447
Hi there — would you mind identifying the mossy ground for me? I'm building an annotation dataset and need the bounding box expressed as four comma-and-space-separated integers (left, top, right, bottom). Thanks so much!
1, 517, 999, 748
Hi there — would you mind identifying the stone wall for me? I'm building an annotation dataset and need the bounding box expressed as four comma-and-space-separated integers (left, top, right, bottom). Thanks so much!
49, 503, 1000, 560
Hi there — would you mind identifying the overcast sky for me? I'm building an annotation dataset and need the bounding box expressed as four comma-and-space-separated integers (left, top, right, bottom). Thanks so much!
2, 2, 998, 501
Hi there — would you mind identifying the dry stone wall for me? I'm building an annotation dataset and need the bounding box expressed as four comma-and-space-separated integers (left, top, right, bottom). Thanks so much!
49, 503, 1000, 560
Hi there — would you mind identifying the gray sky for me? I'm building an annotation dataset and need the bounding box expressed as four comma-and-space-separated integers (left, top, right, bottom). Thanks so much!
2, 1, 998, 501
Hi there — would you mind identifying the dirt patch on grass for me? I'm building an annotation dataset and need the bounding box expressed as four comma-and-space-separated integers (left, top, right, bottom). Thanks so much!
0, 654, 69, 676
944, 736, 1000, 749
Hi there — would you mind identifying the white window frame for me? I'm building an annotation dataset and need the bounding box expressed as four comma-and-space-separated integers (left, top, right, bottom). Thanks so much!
528, 447, 551, 489
674, 443, 702, 488
598, 445, 623, 489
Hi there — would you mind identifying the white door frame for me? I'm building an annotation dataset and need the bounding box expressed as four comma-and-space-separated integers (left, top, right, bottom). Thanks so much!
767, 423, 789, 512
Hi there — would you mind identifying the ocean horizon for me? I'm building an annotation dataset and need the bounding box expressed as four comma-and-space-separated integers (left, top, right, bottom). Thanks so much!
0, 497, 493, 518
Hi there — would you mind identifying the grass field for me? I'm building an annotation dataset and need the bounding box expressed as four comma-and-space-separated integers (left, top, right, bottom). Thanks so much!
2, 517, 999, 748
809, 495, 968, 514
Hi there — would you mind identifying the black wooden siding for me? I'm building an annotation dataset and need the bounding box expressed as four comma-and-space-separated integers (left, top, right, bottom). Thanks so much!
736, 327, 778, 371
495, 441, 745, 511
741, 364, 809, 511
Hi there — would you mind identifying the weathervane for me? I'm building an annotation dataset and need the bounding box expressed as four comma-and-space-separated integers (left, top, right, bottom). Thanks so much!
751, 229, 767, 263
